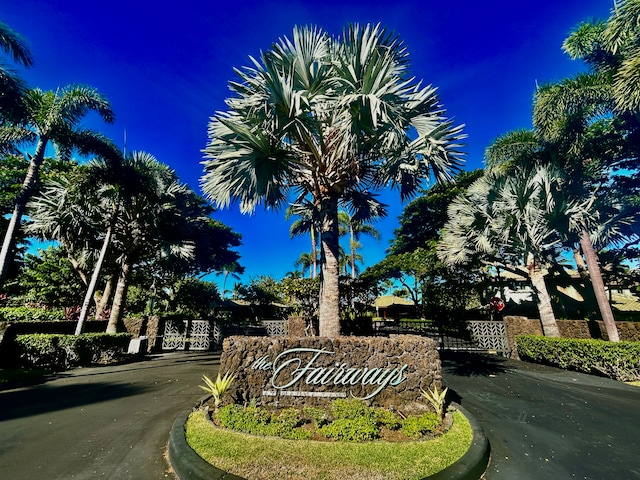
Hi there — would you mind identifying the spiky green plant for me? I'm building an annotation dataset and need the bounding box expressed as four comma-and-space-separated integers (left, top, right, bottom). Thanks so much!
421, 385, 449, 418
200, 371, 235, 409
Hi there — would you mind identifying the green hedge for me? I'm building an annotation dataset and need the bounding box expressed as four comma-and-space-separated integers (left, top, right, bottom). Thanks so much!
15, 333, 132, 370
516, 335, 640, 382
0, 307, 66, 322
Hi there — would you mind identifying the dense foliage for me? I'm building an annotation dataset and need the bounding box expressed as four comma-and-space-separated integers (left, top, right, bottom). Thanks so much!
214, 398, 442, 443
516, 335, 640, 381
15, 333, 131, 370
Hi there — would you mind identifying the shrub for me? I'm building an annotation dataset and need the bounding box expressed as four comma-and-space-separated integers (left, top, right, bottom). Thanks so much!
329, 398, 370, 420
303, 406, 328, 427
15, 333, 131, 370
215, 404, 311, 440
319, 416, 380, 442
516, 335, 640, 382
401, 412, 441, 438
0, 306, 65, 322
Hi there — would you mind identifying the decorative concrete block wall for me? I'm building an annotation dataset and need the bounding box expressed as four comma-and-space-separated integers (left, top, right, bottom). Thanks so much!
220, 335, 441, 411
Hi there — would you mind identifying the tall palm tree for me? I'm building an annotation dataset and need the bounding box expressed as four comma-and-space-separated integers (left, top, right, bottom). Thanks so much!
287, 200, 320, 279
533, 76, 625, 342
0, 20, 33, 126
338, 210, 381, 279
294, 251, 316, 278
105, 151, 196, 332
0, 85, 117, 292
27, 158, 126, 333
202, 24, 465, 337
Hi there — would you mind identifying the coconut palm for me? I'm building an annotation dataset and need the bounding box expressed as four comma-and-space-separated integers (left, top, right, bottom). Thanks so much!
105, 152, 197, 332
202, 24, 465, 337
533, 76, 628, 342
0, 85, 117, 292
0, 20, 33, 126
27, 157, 127, 333
338, 210, 381, 279
287, 200, 320, 279
294, 251, 316, 278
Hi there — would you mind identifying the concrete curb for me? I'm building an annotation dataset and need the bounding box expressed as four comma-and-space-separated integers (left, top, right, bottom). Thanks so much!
168, 403, 490, 480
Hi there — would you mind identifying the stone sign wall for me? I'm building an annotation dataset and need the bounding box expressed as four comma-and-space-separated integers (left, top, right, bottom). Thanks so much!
220, 335, 441, 410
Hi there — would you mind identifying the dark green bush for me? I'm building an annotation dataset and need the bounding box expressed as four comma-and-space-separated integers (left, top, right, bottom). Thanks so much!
0, 307, 65, 322
15, 333, 131, 370
516, 335, 640, 382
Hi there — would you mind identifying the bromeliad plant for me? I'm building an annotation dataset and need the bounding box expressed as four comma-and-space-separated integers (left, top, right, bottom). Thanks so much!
200, 371, 236, 410
421, 385, 449, 418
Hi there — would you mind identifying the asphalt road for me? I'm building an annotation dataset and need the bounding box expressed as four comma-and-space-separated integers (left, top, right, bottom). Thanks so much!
441, 352, 640, 480
0, 351, 221, 480
2, 349, 639, 480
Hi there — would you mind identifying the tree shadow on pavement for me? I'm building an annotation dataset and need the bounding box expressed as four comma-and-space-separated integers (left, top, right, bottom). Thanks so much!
440, 351, 513, 377
0, 381, 148, 421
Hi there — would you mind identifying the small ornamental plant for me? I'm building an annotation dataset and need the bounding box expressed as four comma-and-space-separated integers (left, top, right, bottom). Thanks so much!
200, 371, 235, 411
421, 385, 449, 418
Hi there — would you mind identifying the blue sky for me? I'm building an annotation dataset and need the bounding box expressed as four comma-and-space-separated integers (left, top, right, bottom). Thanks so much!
2, 0, 614, 290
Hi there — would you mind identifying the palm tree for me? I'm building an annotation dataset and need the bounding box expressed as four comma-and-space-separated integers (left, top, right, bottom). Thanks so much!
105, 151, 196, 332
287, 200, 320, 279
0, 21, 33, 126
294, 251, 316, 278
438, 166, 582, 337
202, 24, 465, 337
338, 210, 381, 279
533, 76, 625, 342
0, 85, 117, 292
27, 158, 126, 333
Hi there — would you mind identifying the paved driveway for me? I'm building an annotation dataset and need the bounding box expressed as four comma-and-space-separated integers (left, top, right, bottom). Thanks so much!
0, 352, 221, 480
441, 352, 640, 480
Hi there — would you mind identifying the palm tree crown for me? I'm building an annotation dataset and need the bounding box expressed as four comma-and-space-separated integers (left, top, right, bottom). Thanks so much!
202, 24, 465, 336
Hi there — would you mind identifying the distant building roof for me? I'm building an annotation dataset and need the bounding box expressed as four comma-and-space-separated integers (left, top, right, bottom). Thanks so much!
374, 296, 415, 308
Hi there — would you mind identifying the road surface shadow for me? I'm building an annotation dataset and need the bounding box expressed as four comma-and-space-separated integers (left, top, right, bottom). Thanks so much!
440, 351, 513, 377
0, 381, 147, 421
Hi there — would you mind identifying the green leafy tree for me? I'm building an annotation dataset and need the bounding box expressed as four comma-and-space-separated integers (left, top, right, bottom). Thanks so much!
18, 246, 84, 308
202, 24, 465, 337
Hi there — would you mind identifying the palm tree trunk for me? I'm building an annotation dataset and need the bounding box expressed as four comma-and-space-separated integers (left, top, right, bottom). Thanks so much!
349, 224, 356, 280
0, 138, 48, 291
106, 261, 130, 333
319, 196, 341, 337
75, 223, 113, 335
527, 253, 560, 337
95, 276, 113, 320
311, 226, 318, 279
579, 229, 620, 342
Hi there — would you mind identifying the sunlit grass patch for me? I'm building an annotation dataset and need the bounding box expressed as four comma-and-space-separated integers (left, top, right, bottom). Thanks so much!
186, 409, 472, 480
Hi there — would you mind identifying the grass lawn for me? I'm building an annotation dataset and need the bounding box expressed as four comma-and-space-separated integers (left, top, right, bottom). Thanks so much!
186, 409, 473, 480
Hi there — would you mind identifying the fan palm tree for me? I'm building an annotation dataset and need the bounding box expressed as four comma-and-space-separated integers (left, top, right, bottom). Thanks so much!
0, 20, 33, 126
438, 166, 582, 337
0, 85, 117, 292
202, 24, 465, 337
